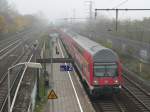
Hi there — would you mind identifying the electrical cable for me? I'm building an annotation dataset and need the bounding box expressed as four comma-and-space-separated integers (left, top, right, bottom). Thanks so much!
112, 0, 128, 9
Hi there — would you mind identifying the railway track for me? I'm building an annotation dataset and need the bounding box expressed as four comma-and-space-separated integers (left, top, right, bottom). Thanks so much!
92, 72, 150, 112
0, 51, 33, 112
0, 39, 22, 60
0, 38, 21, 50
92, 95, 127, 112
0, 30, 38, 80
0, 35, 21, 49
0, 28, 43, 112
0, 41, 38, 112
0, 28, 35, 50
123, 74, 150, 112
0, 39, 25, 83
12, 51, 39, 112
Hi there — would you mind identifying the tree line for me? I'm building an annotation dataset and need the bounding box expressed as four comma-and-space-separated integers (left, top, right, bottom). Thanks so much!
0, 0, 47, 39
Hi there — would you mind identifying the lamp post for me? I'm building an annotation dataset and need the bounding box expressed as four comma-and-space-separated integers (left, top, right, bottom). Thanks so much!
8, 62, 42, 112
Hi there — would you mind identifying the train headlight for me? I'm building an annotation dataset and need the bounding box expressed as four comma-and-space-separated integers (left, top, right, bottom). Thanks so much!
93, 80, 99, 85
114, 79, 119, 84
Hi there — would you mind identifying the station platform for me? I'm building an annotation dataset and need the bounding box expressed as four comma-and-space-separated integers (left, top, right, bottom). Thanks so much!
44, 39, 95, 112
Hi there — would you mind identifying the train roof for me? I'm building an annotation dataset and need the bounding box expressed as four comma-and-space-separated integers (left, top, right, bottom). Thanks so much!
66, 30, 119, 62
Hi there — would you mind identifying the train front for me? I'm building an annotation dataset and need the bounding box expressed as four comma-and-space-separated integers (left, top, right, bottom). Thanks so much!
91, 48, 123, 95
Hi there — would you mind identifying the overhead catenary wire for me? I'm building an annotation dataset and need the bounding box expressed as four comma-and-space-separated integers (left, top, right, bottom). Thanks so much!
112, 0, 128, 9
95, 8, 150, 31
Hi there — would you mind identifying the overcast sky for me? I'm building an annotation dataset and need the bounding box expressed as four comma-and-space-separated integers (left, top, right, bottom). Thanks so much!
9, 0, 150, 21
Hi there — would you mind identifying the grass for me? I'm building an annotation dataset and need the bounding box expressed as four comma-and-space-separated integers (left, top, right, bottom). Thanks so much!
34, 96, 47, 112
34, 67, 48, 112
120, 54, 150, 80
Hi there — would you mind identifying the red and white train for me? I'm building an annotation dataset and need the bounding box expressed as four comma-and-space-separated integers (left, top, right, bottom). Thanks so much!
59, 29, 123, 95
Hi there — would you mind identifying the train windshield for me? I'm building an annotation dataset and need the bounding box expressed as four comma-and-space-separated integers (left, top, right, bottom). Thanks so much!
94, 64, 118, 77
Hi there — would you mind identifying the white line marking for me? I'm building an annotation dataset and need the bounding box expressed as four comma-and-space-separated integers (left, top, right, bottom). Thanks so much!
58, 40, 83, 112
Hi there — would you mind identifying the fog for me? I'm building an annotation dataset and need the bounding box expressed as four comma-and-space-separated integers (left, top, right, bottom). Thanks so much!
9, 0, 150, 22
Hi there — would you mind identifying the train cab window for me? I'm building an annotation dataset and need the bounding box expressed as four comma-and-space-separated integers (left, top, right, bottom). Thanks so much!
106, 65, 117, 77
94, 66, 105, 77
94, 64, 117, 77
